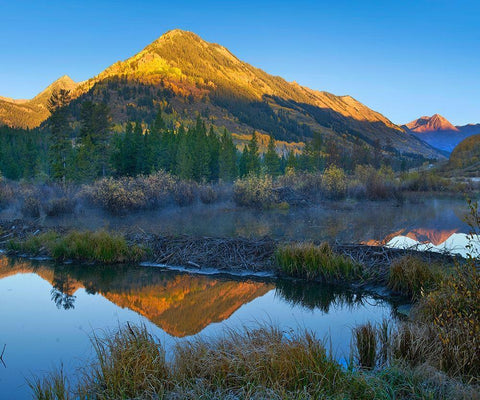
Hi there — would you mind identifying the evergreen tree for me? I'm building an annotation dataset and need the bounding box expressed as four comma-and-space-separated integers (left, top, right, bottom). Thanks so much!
286, 150, 298, 171
244, 131, 261, 175
78, 101, 111, 178
176, 125, 194, 180
219, 128, 238, 181
47, 89, 71, 184
263, 135, 281, 176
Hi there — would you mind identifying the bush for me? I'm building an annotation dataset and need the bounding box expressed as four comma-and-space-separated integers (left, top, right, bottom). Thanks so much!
388, 255, 444, 299
21, 195, 41, 218
322, 165, 347, 199
199, 185, 219, 204
43, 197, 76, 217
277, 171, 323, 198
174, 181, 197, 206
82, 171, 176, 213
352, 165, 400, 200
275, 242, 360, 282
233, 173, 278, 209
0, 176, 14, 207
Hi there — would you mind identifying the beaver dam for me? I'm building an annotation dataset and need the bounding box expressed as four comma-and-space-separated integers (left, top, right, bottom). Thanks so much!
1, 219, 461, 285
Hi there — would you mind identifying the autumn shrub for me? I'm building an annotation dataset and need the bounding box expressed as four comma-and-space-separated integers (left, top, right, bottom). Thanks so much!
321, 165, 347, 199
43, 197, 76, 217
277, 170, 323, 198
135, 171, 176, 208
82, 171, 176, 213
400, 171, 456, 192
352, 165, 400, 200
199, 185, 219, 204
0, 175, 14, 207
233, 173, 278, 209
173, 181, 197, 206
21, 193, 41, 218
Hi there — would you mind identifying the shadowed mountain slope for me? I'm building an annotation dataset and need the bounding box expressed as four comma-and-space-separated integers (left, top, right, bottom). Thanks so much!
1, 30, 441, 158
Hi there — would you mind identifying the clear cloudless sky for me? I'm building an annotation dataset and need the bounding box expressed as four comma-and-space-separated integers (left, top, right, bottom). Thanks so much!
0, 0, 478, 125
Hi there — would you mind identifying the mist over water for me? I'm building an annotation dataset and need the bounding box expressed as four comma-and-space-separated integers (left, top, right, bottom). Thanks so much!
30, 197, 472, 251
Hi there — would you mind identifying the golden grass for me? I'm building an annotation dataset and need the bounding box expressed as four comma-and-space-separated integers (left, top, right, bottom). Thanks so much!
30, 322, 480, 399
388, 255, 445, 298
8, 230, 144, 264
275, 242, 360, 282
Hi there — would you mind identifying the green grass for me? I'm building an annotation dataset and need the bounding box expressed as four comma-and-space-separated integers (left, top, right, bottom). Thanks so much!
275, 242, 361, 282
8, 230, 144, 264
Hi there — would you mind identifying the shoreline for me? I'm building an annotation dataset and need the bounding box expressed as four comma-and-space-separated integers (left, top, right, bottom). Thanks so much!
0, 218, 461, 286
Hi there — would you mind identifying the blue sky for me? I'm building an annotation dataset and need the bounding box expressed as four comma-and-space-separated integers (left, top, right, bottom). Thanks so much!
1, 0, 478, 125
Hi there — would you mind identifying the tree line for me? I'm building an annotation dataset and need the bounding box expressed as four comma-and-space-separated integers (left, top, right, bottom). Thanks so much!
0, 91, 427, 183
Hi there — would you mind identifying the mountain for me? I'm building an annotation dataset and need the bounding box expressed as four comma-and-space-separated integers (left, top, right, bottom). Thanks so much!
404, 114, 480, 153
405, 114, 458, 133
0, 29, 441, 158
448, 134, 480, 175
0, 75, 78, 129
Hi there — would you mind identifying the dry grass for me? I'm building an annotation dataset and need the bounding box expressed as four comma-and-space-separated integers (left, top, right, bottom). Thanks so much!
353, 322, 378, 370
275, 242, 361, 282
84, 324, 169, 399
8, 230, 145, 264
388, 255, 445, 298
31, 323, 479, 400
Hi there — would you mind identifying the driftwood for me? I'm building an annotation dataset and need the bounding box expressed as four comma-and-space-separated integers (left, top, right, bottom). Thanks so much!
129, 233, 277, 272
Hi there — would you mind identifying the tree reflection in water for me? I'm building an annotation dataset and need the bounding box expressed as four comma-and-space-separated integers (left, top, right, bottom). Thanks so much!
50, 270, 77, 310
275, 279, 366, 313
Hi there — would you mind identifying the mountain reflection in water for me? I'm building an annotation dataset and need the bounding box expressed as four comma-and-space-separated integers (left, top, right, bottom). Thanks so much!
0, 256, 395, 399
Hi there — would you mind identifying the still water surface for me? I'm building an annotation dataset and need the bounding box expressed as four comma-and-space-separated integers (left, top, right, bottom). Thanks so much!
41, 197, 475, 255
0, 196, 476, 398
0, 258, 396, 399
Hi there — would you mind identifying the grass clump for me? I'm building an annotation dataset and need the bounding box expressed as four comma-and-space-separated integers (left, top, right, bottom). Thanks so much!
85, 323, 169, 399
32, 324, 377, 399
388, 255, 445, 298
414, 264, 480, 380
9, 230, 144, 264
275, 242, 360, 282
32, 323, 478, 400
353, 322, 378, 370
28, 367, 72, 400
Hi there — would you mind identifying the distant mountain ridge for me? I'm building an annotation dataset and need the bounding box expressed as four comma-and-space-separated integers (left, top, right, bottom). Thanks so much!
0, 29, 441, 158
0, 75, 77, 128
404, 114, 480, 153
